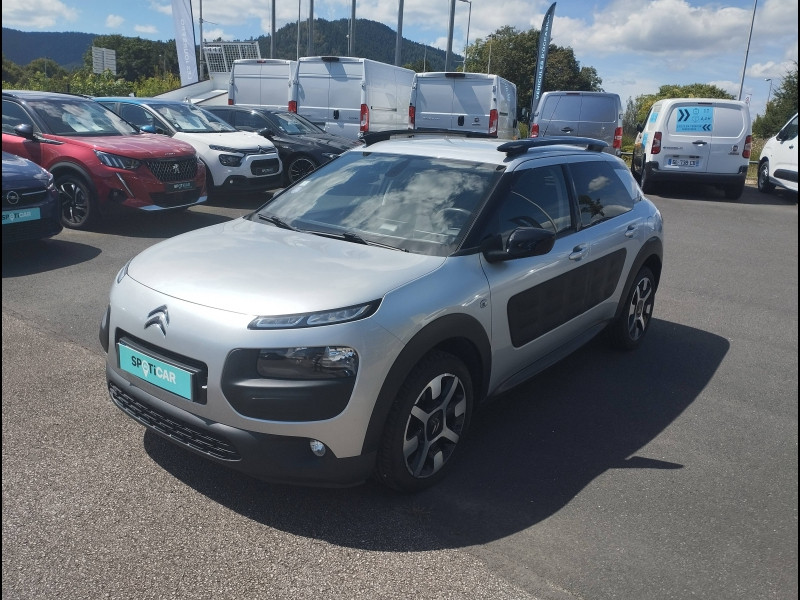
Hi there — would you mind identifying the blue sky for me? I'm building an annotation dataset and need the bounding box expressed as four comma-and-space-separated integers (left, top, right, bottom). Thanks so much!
3, 0, 797, 117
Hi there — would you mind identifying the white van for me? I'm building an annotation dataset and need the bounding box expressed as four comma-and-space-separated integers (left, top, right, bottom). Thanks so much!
632, 98, 752, 199
228, 59, 295, 110
757, 112, 798, 194
408, 72, 518, 139
290, 56, 414, 139
530, 91, 623, 156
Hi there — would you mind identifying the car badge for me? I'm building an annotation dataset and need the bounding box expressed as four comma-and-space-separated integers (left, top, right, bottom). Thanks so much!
172, 163, 180, 174
6, 191, 20, 205
145, 305, 169, 336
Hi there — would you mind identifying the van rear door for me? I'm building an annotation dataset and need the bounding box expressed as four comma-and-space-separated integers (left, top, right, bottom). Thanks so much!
537, 93, 581, 137
706, 102, 749, 174
415, 76, 454, 130
575, 95, 619, 142
452, 76, 494, 133
662, 101, 714, 173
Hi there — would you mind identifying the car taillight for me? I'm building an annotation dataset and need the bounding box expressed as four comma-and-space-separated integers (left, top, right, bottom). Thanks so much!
489, 109, 498, 136
651, 131, 662, 155
613, 126, 622, 149
360, 104, 369, 132
408, 105, 415, 128
289, 100, 297, 113
742, 134, 752, 158
530, 123, 540, 138
228, 98, 233, 105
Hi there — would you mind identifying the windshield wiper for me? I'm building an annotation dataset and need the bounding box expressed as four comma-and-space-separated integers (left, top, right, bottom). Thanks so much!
258, 214, 297, 230
307, 229, 408, 252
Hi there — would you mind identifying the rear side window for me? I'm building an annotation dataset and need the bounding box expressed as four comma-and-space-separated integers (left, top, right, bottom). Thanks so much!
540, 95, 581, 121
568, 161, 637, 227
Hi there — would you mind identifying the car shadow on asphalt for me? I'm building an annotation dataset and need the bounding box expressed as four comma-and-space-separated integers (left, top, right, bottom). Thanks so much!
2, 238, 101, 277
652, 182, 797, 206
142, 317, 729, 552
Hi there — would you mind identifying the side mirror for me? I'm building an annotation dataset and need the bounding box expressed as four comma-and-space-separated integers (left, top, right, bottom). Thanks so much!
482, 227, 556, 263
14, 123, 36, 140
636, 123, 644, 133
140, 125, 157, 134
257, 127, 276, 138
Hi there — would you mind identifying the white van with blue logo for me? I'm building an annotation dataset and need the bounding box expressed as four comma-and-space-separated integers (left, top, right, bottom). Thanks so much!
632, 98, 752, 199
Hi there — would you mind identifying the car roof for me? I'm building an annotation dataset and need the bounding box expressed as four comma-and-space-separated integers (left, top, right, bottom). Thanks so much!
3, 90, 93, 102
358, 133, 612, 166
95, 96, 185, 105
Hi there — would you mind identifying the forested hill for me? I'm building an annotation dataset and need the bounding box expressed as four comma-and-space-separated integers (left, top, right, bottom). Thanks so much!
2, 28, 94, 70
2, 19, 451, 72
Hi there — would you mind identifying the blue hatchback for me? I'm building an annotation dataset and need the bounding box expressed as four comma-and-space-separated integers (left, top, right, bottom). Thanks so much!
2, 151, 62, 243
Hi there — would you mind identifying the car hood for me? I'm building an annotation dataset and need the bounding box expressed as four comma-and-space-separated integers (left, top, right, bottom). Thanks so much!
126, 218, 444, 315
174, 130, 277, 153
44, 133, 197, 158
2, 151, 50, 183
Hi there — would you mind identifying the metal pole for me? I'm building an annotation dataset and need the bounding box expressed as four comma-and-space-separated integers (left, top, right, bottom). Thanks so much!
350, 0, 356, 56
445, 0, 456, 71
308, 0, 314, 56
271, 0, 276, 58
395, 0, 405, 66
737, 0, 757, 101
198, 0, 204, 80
459, 0, 471, 71
297, 0, 301, 61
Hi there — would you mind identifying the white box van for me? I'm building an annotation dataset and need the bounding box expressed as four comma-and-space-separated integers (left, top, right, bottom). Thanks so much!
530, 91, 623, 156
757, 112, 798, 194
290, 56, 414, 139
228, 59, 295, 110
632, 98, 752, 199
408, 72, 518, 139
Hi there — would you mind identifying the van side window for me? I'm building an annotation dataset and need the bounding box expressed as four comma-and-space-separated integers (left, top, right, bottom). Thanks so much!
779, 116, 798, 140
541, 95, 581, 121
569, 161, 636, 227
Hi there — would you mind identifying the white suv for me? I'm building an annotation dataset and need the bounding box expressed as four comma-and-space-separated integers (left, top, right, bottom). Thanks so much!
100, 132, 664, 492
758, 113, 798, 194
96, 97, 283, 196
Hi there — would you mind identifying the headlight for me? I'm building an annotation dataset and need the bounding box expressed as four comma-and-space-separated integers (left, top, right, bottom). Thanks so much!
218, 153, 243, 167
95, 150, 141, 170
257, 346, 358, 379
248, 301, 379, 330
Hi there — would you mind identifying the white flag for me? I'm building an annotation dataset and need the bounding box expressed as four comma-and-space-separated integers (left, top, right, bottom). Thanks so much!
172, 0, 199, 85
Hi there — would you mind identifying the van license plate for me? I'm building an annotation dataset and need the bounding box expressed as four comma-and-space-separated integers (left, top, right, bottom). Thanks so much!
668, 158, 698, 167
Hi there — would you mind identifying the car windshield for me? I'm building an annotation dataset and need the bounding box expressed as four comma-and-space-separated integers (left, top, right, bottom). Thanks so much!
270, 112, 325, 135
150, 103, 238, 134
28, 98, 138, 136
254, 150, 503, 257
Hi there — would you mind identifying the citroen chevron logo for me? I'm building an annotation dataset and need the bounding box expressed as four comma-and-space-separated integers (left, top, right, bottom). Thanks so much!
145, 305, 169, 336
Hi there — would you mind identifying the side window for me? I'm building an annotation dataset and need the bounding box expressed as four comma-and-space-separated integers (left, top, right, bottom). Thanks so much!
779, 116, 798, 141
542, 95, 581, 121
235, 111, 265, 131
482, 165, 573, 241
2, 100, 33, 133
119, 104, 153, 129
569, 161, 636, 227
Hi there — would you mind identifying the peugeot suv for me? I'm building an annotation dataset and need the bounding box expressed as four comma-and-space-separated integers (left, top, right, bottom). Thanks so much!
95, 97, 282, 196
2, 90, 207, 230
100, 133, 664, 492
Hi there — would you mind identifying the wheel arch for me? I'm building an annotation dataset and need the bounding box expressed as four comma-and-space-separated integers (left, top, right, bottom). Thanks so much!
612, 237, 663, 321
48, 160, 97, 196
361, 312, 491, 455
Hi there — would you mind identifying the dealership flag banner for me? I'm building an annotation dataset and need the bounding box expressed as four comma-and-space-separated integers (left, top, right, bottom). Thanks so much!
531, 2, 556, 116
172, 0, 198, 86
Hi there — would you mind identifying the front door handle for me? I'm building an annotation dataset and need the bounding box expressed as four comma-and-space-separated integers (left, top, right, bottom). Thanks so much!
569, 244, 589, 261
692, 140, 707, 145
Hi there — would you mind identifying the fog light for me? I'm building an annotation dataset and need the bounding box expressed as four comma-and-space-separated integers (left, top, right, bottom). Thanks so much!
309, 439, 326, 457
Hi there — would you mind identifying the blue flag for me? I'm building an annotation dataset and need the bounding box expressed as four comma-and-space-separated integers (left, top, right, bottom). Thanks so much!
531, 2, 556, 117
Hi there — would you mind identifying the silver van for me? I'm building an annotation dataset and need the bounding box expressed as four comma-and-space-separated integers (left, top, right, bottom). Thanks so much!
530, 91, 623, 156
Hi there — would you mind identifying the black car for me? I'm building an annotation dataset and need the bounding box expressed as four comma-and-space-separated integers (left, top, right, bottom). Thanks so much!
2, 151, 62, 243
205, 105, 361, 185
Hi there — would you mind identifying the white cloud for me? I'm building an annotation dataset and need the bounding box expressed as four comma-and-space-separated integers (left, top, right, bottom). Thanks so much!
105, 14, 124, 29
2, 0, 79, 28
134, 25, 159, 35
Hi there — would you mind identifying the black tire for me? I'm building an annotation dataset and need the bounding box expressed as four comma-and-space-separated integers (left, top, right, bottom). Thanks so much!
376, 350, 473, 492
287, 155, 318, 184
631, 150, 642, 181
757, 160, 775, 194
57, 173, 98, 230
607, 266, 656, 351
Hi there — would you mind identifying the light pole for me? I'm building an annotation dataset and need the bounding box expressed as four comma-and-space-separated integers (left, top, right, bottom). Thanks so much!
765, 78, 773, 110
458, 0, 472, 71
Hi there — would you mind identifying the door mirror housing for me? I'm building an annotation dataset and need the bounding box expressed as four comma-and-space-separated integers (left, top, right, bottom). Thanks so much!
482, 227, 556, 263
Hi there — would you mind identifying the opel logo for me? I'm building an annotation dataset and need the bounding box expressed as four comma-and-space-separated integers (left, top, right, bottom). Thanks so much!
7, 191, 20, 205
145, 305, 169, 337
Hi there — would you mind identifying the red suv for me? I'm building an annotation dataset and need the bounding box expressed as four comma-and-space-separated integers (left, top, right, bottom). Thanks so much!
2, 90, 207, 229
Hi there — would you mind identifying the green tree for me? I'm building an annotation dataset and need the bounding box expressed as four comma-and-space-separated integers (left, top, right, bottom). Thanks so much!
3, 53, 25, 85
752, 61, 798, 137
83, 35, 178, 81
135, 73, 182, 97
67, 69, 134, 96
622, 83, 734, 138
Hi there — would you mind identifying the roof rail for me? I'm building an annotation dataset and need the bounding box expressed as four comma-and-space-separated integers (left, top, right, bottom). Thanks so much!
497, 137, 608, 156
361, 129, 496, 146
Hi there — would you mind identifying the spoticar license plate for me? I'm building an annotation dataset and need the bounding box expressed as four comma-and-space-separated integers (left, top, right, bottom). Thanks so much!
2, 207, 41, 224
668, 158, 699, 167
118, 342, 193, 400
167, 181, 195, 192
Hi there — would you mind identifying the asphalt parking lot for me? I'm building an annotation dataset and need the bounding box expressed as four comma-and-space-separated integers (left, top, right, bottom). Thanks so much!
2, 182, 797, 600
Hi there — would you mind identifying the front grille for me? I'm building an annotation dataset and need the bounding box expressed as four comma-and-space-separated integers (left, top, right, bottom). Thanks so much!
109, 383, 241, 461
149, 189, 203, 207
145, 157, 199, 183
2, 186, 50, 208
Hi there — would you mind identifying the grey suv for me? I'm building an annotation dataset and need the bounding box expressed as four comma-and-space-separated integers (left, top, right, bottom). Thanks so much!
100, 132, 664, 492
